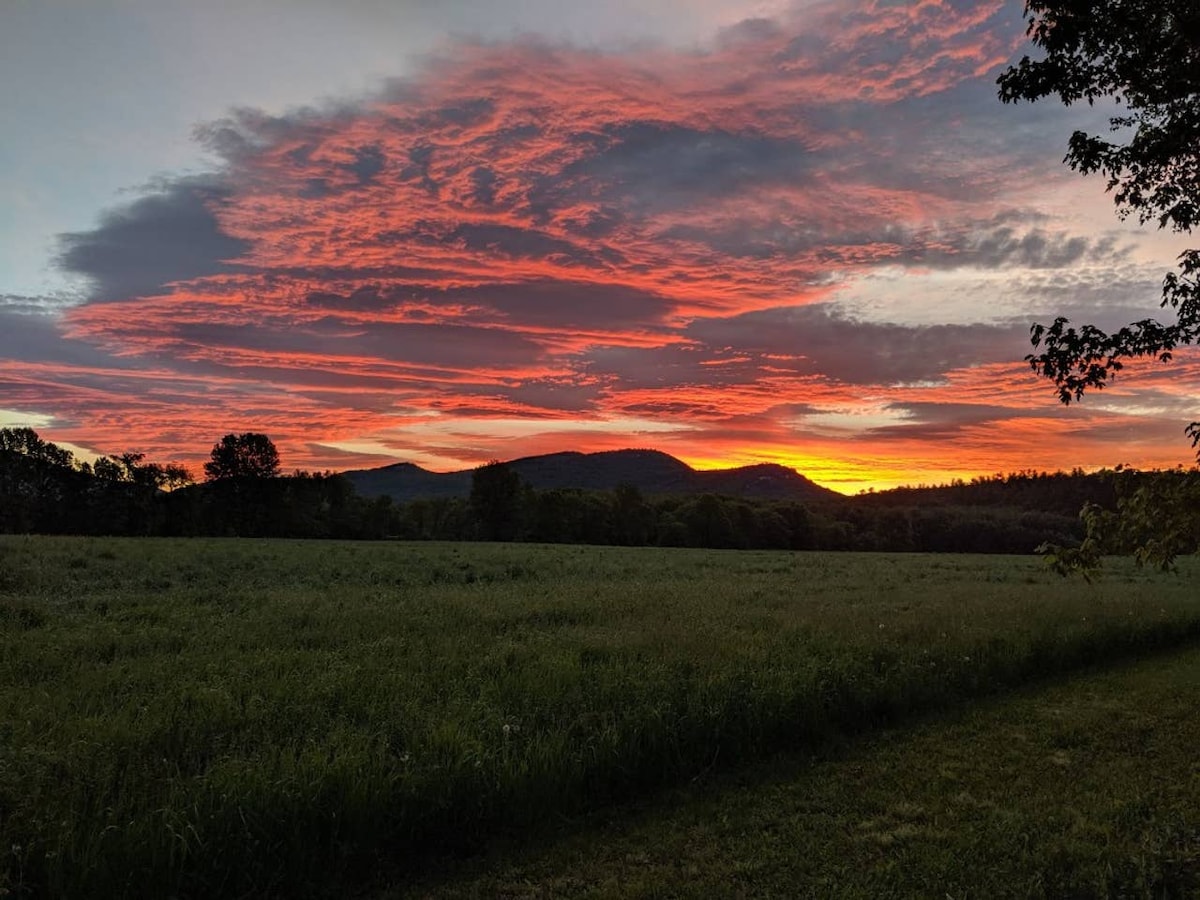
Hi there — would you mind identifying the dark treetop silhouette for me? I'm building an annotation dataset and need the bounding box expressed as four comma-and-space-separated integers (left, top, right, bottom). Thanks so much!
998, 0, 1200, 571
998, 0, 1200, 456
203, 433, 282, 481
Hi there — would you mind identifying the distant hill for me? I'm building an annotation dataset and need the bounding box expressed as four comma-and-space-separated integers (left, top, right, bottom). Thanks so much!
342, 449, 841, 504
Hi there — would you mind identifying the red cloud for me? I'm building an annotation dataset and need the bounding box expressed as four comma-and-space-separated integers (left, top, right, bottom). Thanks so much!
11, 0, 1193, 492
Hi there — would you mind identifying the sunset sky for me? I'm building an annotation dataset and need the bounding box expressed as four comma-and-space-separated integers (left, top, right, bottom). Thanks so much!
2, 0, 1196, 493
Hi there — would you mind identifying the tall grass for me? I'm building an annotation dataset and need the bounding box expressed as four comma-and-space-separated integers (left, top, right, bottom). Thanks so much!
1, 536, 1197, 897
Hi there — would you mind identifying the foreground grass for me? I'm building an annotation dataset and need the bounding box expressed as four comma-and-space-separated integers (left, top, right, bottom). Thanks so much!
1, 537, 1198, 897
419, 644, 1200, 898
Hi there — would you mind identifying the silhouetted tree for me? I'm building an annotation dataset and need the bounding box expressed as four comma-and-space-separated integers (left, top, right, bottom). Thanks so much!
400, 497, 472, 540
611, 483, 654, 545
203, 433, 281, 481
160, 464, 195, 491
470, 460, 524, 541
91, 452, 194, 490
681, 494, 737, 548
999, 0, 1200, 454
0, 427, 82, 532
0, 427, 75, 468
999, 0, 1200, 569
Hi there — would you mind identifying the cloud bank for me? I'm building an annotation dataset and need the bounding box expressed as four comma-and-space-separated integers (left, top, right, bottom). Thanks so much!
4, 0, 1195, 491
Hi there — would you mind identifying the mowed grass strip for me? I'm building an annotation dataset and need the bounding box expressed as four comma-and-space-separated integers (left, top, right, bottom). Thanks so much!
414, 643, 1200, 899
1, 536, 1197, 897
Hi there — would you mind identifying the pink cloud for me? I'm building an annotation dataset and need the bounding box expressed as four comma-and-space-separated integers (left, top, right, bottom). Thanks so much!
10, 0, 1191, 491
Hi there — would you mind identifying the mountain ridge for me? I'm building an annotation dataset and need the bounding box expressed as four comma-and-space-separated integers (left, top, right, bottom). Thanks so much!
342, 448, 840, 503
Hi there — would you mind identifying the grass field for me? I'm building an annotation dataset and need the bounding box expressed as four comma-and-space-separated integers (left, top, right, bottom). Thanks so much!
419, 643, 1200, 899
2, 536, 1198, 897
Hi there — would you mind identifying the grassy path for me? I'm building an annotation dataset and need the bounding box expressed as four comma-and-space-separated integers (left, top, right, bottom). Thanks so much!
404, 645, 1200, 898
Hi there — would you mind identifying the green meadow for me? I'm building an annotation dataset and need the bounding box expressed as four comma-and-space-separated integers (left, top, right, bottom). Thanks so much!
1, 536, 1198, 897
421, 642, 1200, 899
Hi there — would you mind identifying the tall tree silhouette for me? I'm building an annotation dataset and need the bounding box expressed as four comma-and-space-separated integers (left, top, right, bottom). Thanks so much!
204, 433, 281, 481
470, 460, 524, 541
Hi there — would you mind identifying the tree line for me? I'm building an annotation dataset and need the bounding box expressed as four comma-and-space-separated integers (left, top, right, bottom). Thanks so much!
0, 427, 1109, 553
0, 429, 388, 540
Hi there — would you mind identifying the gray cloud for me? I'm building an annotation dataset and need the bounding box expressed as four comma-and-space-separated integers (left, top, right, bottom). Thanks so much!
909, 224, 1127, 271
0, 293, 75, 315
0, 308, 130, 370
683, 303, 1028, 385
344, 144, 386, 184
57, 177, 250, 302
479, 376, 607, 413
444, 223, 606, 263
169, 317, 544, 370
468, 165, 498, 205
563, 123, 821, 207
1064, 417, 1189, 449
299, 279, 674, 332
437, 280, 673, 331
586, 342, 762, 393
664, 214, 1127, 270
999, 263, 1171, 327
886, 401, 1032, 423
863, 400, 1039, 441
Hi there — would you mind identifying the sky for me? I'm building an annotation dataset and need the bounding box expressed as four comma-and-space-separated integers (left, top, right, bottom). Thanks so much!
2, 0, 1197, 493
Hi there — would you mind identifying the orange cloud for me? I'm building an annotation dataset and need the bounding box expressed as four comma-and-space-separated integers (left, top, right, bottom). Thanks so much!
7, 0, 1193, 492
